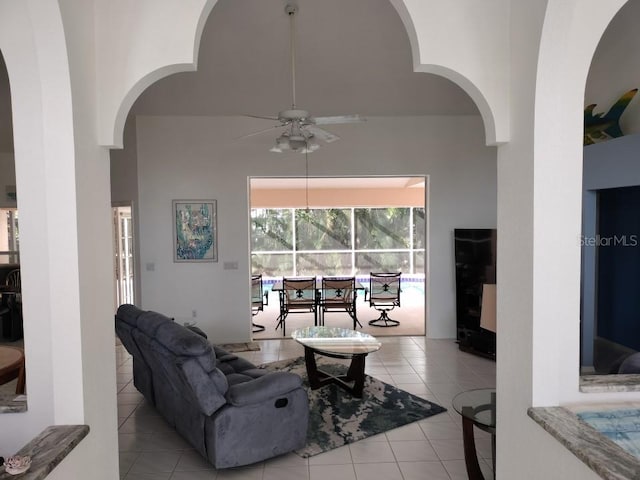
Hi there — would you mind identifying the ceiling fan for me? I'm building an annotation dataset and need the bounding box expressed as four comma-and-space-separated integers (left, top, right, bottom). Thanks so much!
239, 3, 365, 153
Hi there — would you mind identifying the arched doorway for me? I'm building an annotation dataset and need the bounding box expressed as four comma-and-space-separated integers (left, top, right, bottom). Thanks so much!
110, 0, 495, 344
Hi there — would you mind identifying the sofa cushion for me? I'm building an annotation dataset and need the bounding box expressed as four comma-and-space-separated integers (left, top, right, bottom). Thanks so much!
225, 370, 268, 386
186, 325, 208, 339
618, 352, 640, 374
225, 371, 303, 406
213, 346, 237, 362
137, 311, 173, 337
180, 357, 228, 415
155, 321, 211, 357
216, 356, 256, 376
117, 303, 146, 327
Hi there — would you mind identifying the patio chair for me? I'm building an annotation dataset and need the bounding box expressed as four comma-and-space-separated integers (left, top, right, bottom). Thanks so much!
367, 272, 402, 327
319, 276, 361, 329
5, 269, 20, 289
276, 277, 318, 336
251, 274, 269, 333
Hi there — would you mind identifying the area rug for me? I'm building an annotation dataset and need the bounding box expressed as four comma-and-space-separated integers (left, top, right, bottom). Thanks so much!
216, 341, 261, 353
261, 356, 447, 457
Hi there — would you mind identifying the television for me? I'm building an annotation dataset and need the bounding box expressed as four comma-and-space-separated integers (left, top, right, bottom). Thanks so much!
454, 228, 497, 358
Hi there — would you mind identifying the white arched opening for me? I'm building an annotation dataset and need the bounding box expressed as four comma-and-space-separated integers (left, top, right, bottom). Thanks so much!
0, 0, 506, 479
101, 0, 508, 149
496, 0, 635, 478
103, 0, 504, 348
98, 0, 219, 148
531, 0, 630, 406
0, 0, 87, 457
388, 0, 509, 146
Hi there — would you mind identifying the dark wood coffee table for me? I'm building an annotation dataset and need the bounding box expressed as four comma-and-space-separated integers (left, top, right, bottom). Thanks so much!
0, 346, 25, 394
291, 326, 381, 398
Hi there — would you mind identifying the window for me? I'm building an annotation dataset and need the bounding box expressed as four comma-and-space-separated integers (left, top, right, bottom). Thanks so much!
251, 207, 425, 277
0, 208, 19, 264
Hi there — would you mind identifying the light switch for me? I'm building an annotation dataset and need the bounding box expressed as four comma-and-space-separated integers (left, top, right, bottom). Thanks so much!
223, 261, 239, 270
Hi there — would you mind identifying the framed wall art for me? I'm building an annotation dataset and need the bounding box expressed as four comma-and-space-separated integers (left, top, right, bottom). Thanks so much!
172, 199, 217, 262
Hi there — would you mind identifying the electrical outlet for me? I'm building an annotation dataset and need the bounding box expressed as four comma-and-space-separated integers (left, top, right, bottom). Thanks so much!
192, 310, 197, 318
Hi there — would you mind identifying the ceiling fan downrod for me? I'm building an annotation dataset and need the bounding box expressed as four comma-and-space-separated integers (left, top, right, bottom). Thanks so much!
286, 3, 298, 110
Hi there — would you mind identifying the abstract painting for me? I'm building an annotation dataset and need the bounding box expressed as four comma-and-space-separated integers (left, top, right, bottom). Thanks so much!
173, 200, 217, 262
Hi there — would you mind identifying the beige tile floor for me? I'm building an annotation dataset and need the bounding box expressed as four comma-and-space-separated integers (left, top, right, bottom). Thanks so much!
252, 285, 426, 340
117, 336, 496, 480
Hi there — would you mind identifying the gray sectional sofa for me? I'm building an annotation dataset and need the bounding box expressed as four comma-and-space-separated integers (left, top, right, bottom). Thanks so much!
115, 304, 309, 468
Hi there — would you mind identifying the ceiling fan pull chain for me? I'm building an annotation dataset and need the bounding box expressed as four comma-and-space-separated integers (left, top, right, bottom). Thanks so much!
305, 144, 309, 210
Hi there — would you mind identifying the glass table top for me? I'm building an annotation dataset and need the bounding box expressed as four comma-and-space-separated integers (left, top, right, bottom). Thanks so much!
291, 326, 381, 356
452, 388, 496, 429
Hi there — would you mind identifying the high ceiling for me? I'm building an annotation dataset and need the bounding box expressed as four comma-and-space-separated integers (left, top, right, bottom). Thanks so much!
131, 0, 478, 118
1, 0, 638, 155
250, 176, 425, 190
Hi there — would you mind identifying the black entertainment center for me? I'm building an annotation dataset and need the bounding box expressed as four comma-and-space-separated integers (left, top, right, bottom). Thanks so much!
454, 228, 497, 359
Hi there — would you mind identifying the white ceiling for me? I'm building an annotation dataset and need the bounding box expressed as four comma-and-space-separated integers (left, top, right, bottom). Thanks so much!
131, 0, 478, 118
250, 176, 425, 190
1, 0, 639, 155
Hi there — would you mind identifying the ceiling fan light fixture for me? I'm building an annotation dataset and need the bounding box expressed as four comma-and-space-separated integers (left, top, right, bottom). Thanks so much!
270, 133, 291, 153
300, 142, 319, 154
288, 136, 307, 151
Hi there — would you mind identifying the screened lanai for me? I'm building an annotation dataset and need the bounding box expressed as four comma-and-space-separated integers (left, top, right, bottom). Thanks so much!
249, 176, 427, 338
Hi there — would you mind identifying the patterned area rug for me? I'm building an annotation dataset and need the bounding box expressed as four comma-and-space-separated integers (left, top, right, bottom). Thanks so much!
216, 341, 261, 353
261, 356, 447, 457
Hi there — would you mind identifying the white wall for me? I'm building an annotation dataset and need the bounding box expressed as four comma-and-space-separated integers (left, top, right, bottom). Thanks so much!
585, 0, 640, 138
135, 115, 496, 343
58, 0, 120, 473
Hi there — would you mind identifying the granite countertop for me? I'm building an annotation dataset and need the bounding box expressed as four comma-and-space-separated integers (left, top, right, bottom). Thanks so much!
528, 406, 640, 480
0, 425, 89, 480
0, 394, 26, 413
580, 374, 640, 393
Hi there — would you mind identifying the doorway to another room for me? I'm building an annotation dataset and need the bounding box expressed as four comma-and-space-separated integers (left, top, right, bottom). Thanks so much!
249, 176, 427, 339
113, 204, 135, 308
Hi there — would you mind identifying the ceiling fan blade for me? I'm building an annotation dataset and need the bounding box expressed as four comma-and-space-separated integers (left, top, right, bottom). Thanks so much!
312, 114, 366, 125
306, 125, 340, 143
242, 114, 281, 121
236, 124, 283, 140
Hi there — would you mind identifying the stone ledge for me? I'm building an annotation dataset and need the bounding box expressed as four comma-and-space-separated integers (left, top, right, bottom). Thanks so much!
0, 425, 89, 480
528, 406, 640, 480
580, 374, 640, 393
0, 394, 26, 414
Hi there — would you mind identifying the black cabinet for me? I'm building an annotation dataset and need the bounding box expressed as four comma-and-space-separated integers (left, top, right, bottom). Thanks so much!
454, 228, 496, 358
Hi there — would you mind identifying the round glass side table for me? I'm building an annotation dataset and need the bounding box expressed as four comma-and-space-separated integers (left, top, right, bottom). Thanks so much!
452, 388, 496, 480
